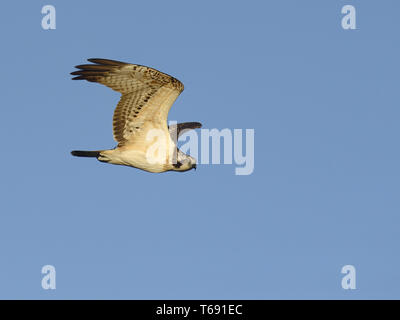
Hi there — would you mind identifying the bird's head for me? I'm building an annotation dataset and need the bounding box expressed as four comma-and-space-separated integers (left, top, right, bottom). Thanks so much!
172, 153, 197, 172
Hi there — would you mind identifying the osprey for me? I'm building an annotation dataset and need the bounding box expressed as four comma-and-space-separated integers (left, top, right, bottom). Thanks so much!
70, 58, 201, 173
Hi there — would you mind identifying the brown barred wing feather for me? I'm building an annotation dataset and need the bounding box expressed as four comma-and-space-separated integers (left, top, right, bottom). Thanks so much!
71, 58, 184, 144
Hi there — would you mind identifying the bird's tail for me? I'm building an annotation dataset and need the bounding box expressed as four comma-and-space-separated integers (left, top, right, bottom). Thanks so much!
71, 150, 101, 158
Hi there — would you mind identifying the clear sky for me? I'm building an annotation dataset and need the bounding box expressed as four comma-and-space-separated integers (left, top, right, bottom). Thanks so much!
0, 0, 399, 299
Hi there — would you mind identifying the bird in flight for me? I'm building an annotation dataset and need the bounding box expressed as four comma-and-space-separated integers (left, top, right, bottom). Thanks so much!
70, 58, 201, 173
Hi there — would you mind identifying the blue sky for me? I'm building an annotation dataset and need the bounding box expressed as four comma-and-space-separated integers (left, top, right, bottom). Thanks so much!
0, 0, 399, 299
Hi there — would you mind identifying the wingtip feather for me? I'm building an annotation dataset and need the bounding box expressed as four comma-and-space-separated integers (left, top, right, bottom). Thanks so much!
87, 58, 126, 66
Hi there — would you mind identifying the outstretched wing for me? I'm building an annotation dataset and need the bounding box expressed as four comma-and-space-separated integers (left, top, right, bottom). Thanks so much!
71, 58, 184, 145
168, 122, 202, 142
